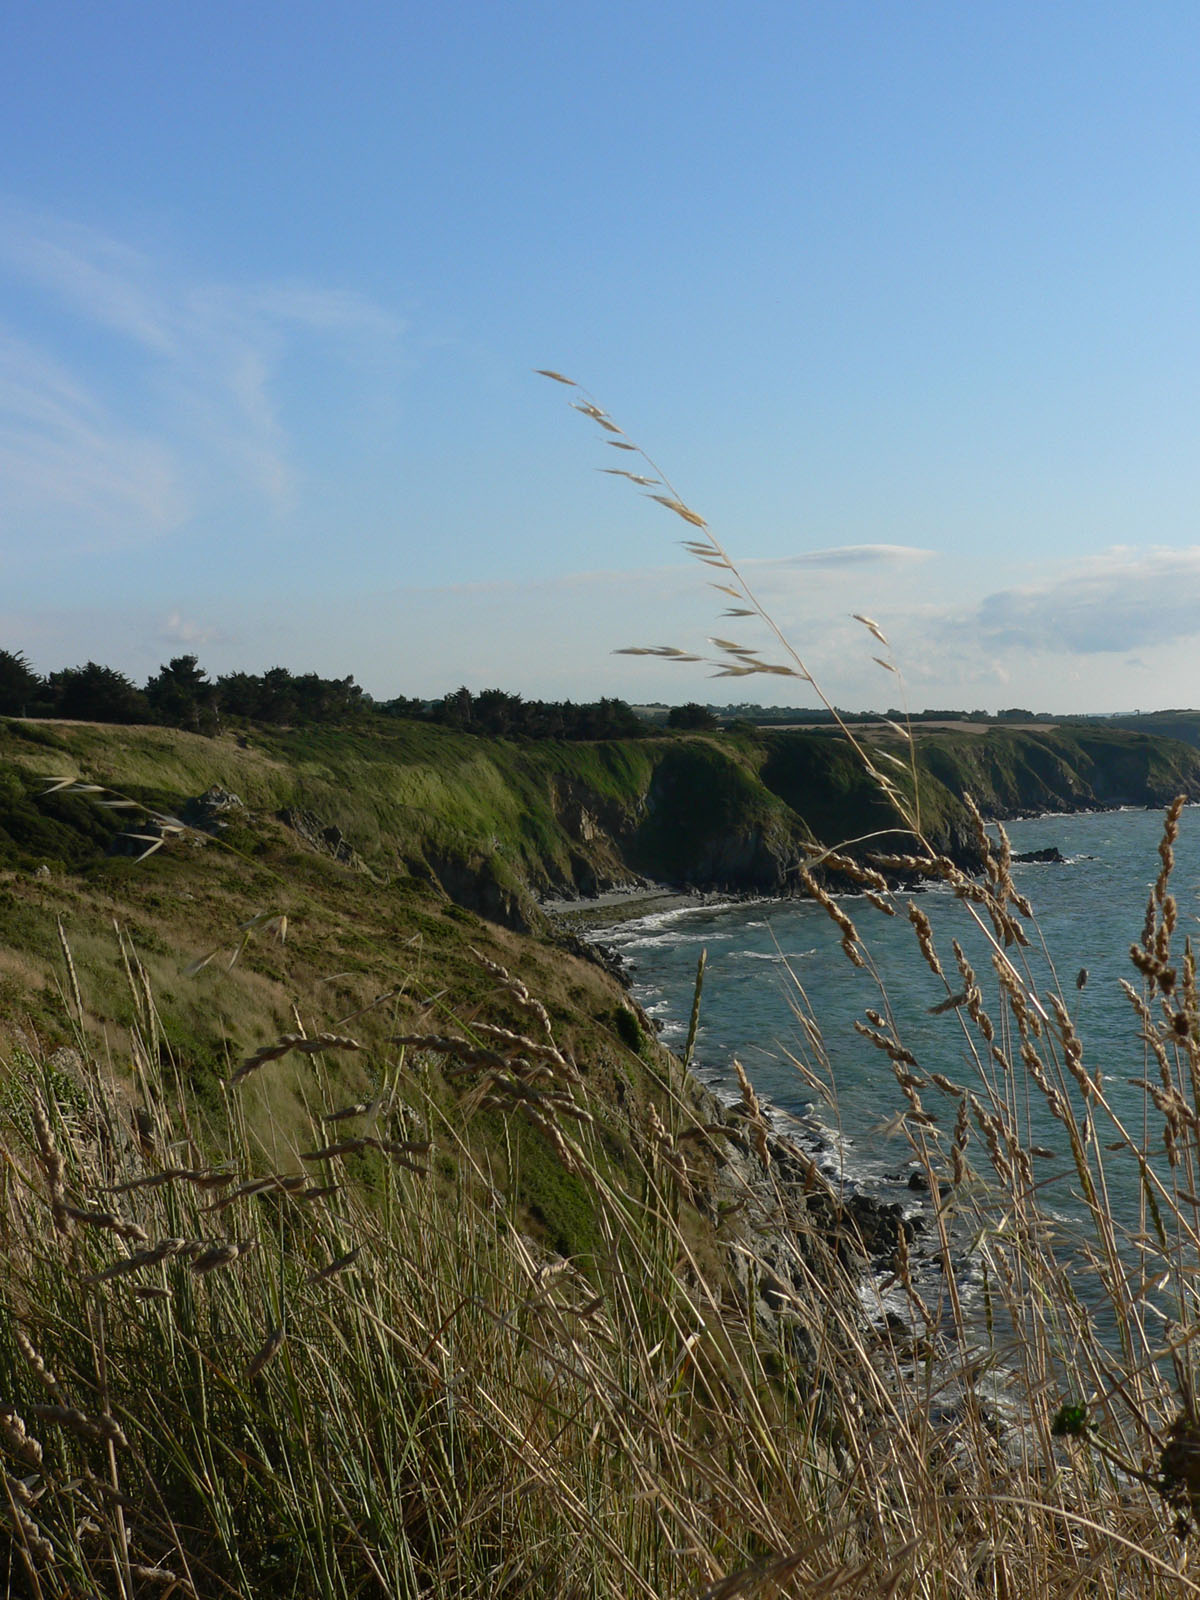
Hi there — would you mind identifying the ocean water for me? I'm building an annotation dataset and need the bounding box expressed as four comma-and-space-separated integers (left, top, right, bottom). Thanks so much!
600, 806, 1200, 1232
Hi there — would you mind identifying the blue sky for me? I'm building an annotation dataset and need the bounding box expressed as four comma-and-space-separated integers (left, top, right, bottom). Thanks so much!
3, 2, 1200, 711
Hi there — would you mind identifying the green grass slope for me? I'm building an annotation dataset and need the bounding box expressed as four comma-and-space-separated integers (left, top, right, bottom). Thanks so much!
0, 726, 727, 1273
7, 715, 1200, 917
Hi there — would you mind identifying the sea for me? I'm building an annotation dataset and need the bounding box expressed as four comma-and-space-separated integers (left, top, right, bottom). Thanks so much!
597, 806, 1200, 1262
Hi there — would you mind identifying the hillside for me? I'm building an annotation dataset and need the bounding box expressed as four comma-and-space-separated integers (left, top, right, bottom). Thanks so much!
3, 713, 1200, 1592
5, 714, 1200, 916
0, 721, 697, 1267
1079, 709, 1200, 750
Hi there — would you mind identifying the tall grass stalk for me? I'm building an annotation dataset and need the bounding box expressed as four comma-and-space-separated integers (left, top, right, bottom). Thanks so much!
544, 372, 1200, 1590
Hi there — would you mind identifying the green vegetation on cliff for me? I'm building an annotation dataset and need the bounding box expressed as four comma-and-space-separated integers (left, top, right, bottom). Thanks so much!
6, 714, 1200, 917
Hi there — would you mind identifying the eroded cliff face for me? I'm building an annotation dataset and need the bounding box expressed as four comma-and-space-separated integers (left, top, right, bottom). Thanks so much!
625, 743, 812, 893
393, 727, 1200, 919
6, 715, 1200, 925
529, 725, 1200, 907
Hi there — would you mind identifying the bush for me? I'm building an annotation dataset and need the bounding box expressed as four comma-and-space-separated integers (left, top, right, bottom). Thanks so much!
667, 701, 720, 730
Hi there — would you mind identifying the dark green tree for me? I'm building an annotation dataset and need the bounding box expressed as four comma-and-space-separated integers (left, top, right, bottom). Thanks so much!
667, 702, 719, 731
474, 688, 523, 736
0, 650, 43, 717
214, 671, 264, 720
290, 672, 365, 722
257, 667, 300, 724
145, 655, 217, 732
436, 687, 474, 729
379, 694, 429, 721
48, 663, 150, 724
571, 698, 645, 739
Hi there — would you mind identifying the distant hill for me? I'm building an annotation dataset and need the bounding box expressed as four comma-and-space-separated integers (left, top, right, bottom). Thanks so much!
1075, 710, 1200, 750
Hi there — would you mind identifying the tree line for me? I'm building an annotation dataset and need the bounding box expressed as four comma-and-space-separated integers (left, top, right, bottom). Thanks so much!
0, 652, 366, 730
0, 651, 717, 741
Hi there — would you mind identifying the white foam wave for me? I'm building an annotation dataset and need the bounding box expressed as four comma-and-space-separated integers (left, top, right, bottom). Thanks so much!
600, 899, 751, 937
614, 930, 734, 952
739, 948, 816, 963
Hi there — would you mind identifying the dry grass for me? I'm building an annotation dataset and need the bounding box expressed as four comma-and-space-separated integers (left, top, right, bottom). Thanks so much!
0, 936, 858, 1597
6, 789, 1200, 1596
4, 388, 1200, 1593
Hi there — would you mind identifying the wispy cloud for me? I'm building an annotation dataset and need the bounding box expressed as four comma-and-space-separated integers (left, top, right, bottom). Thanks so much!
755, 544, 934, 571
0, 205, 404, 556
0, 326, 185, 548
161, 610, 227, 649
971, 546, 1200, 653
432, 543, 933, 600
1, 218, 178, 353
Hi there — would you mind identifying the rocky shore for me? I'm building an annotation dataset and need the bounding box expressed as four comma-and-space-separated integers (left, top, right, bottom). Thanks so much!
544, 886, 968, 1360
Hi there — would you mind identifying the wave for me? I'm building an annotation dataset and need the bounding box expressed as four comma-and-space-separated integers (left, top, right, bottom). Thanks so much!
599, 898, 759, 937
609, 929, 736, 953
739, 948, 816, 963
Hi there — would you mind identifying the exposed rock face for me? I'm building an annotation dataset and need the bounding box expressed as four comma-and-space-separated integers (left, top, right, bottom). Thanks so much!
551, 778, 647, 897
183, 786, 245, 829
681, 824, 803, 892
626, 745, 810, 894
277, 807, 366, 872
573, 805, 603, 843
422, 850, 539, 933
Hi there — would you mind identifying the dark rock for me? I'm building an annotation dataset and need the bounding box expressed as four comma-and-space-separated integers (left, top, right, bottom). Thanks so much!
1012, 846, 1064, 863
177, 786, 245, 831
844, 1193, 912, 1260
414, 848, 541, 933
277, 807, 366, 872
198, 784, 243, 813
556, 931, 629, 984
906, 1169, 949, 1197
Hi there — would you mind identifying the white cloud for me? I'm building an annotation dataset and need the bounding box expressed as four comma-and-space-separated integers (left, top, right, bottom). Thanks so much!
972, 546, 1200, 653
0, 218, 177, 353
234, 282, 401, 338
162, 611, 225, 648
754, 544, 934, 571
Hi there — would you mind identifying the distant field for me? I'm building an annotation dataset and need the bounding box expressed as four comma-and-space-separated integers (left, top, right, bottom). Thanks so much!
769, 718, 1057, 736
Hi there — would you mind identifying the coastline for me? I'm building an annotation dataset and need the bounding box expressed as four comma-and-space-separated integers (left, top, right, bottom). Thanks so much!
544, 800, 1196, 1350
542, 883, 745, 931
545, 882, 959, 1339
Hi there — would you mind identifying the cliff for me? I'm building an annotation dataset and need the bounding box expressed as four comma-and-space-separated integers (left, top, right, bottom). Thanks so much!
5, 716, 1200, 927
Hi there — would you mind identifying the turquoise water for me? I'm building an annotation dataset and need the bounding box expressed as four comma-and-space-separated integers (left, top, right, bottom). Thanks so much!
601, 806, 1200, 1221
